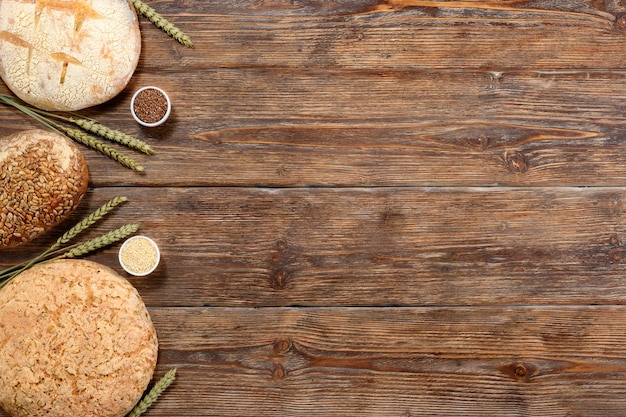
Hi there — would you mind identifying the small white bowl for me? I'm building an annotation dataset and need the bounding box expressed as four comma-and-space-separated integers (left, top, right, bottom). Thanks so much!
130, 86, 171, 127
118, 235, 160, 276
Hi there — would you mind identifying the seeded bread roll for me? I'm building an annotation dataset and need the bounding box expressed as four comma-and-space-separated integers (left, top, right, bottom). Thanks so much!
0, 129, 89, 249
0, 259, 159, 417
0, 0, 141, 111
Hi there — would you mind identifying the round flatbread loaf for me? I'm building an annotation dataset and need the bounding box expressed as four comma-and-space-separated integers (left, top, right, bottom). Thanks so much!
0, 0, 141, 111
0, 259, 158, 417
0, 129, 89, 249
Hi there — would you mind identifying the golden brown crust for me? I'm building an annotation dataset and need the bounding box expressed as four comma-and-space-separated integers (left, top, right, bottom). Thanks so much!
0, 0, 141, 111
0, 129, 89, 249
0, 259, 158, 417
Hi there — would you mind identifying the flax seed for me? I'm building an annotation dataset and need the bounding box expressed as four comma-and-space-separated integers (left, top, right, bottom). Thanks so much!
133, 88, 168, 124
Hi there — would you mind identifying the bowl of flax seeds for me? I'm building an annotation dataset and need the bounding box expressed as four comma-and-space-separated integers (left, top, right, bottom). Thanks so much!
130, 86, 171, 127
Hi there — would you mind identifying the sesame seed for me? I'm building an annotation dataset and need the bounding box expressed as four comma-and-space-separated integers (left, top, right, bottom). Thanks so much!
120, 237, 159, 275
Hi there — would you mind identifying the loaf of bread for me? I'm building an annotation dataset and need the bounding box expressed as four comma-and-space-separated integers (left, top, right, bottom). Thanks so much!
0, 259, 159, 417
0, 0, 141, 111
0, 129, 89, 249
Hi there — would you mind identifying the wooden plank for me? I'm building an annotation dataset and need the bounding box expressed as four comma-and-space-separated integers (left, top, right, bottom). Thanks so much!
4, 186, 626, 307
3, 69, 626, 187
1, 2, 626, 187
6, 306, 620, 417
139, 0, 626, 71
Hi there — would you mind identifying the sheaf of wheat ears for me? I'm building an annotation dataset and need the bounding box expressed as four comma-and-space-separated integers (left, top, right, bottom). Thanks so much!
22, 105, 155, 155
0, 220, 136, 294
0, 223, 139, 289
0, 196, 129, 282
132, 0, 193, 48
0, 94, 144, 171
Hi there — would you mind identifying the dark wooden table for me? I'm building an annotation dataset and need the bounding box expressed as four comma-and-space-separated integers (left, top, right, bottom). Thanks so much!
4, 0, 626, 415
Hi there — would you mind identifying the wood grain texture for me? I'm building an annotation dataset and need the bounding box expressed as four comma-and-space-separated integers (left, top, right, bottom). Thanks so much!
2, 305, 623, 416
3, 186, 626, 308
139, 0, 626, 71
97, 307, 626, 416
3, 0, 626, 415
2, 2, 626, 187
2, 69, 625, 187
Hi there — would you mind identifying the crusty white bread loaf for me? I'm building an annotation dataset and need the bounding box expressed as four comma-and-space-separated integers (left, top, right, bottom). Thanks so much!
0, 259, 158, 417
0, 0, 141, 111
0, 129, 89, 249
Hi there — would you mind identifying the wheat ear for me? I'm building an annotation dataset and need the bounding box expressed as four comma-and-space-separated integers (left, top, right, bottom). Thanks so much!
54, 196, 129, 248
63, 128, 144, 172
69, 118, 155, 155
60, 224, 139, 259
132, 0, 193, 47
126, 368, 177, 417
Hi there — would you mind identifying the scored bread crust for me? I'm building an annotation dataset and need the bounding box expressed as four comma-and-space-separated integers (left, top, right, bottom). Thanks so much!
0, 0, 141, 111
0, 259, 158, 417
0, 129, 89, 249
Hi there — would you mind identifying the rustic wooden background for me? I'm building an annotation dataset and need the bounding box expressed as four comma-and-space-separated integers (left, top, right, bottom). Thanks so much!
4, 0, 626, 415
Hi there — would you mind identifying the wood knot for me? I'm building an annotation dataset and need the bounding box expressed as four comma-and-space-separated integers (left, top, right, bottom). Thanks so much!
200, 132, 223, 145
501, 361, 536, 381
270, 253, 281, 264
504, 151, 529, 173
276, 239, 288, 252
616, 14, 626, 30
270, 240, 290, 263
514, 364, 528, 378
465, 135, 491, 150
609, 249, 624, 263
273, 338, 292, 354
270, 269, 288, 290
272, 363, 286, 380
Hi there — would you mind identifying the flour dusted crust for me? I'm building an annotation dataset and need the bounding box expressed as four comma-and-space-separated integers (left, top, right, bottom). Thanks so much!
0, 0, 141, 111
0, 129, 89, 249
0, 259, 158, 417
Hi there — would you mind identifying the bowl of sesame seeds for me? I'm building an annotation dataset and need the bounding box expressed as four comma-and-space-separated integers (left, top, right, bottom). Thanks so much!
130, 86, 171, 127
118, 235, 160, 276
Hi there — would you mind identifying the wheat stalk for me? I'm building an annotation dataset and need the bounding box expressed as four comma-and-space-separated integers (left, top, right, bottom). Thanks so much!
132, 0, 193, 48
126, 369, 177, 417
